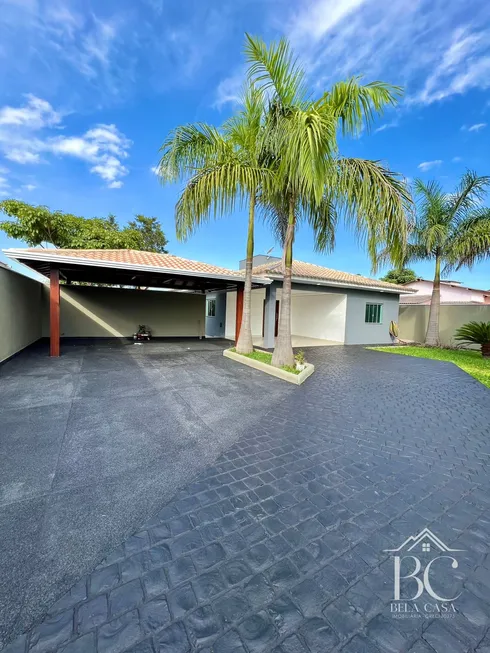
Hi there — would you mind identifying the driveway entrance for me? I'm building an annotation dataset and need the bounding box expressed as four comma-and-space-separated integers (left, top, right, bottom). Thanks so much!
0, 338, 291, 648
2, 344, 490, 652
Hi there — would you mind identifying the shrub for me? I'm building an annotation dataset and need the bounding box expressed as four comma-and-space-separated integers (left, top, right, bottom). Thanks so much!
454, 321, 490, 357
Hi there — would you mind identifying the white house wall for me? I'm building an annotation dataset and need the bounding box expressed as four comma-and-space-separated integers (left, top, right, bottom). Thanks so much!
291, 292, 346, 342
226, 287, 346, 343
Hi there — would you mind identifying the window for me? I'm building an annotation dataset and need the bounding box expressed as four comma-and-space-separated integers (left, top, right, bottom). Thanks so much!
365, 303, 382, 324
206, 299, 216, 317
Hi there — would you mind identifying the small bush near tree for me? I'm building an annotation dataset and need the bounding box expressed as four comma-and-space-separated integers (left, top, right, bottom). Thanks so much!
454, 321, 490, 358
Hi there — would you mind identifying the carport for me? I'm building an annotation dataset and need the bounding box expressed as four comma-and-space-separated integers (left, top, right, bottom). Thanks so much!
3, 248, 270, 356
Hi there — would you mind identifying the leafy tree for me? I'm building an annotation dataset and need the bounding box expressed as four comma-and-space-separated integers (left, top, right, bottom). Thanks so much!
159, 84, 270, 354
127, 215, 169, 254
0, 200, 168, 253
245, 35, 410, 367
380, 268, 417, 284
400, 173, 490, 345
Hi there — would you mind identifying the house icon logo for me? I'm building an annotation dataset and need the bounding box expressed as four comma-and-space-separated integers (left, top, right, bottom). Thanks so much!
383, 528, 464, 554
383, 528, 466, 611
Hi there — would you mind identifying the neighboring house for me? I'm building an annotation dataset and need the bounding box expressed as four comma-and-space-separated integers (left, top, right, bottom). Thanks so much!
400, 278, 490, 305
220, 255, 413, 346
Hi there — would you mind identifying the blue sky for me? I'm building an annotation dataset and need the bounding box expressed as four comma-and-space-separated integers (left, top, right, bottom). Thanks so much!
1, 0, 490, 289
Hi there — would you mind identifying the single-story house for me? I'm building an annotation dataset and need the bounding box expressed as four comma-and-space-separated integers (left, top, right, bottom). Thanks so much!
1, 248, 413, 359
209, 255, 414, 347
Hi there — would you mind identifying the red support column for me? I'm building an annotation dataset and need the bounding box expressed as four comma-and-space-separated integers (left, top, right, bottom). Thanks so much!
50, 267, 60, 357
235, 284, 244, 344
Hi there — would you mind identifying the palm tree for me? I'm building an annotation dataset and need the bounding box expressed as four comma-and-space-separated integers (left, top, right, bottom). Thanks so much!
158, 84, 270, 354
404, 172, 490, 346
245, 35, 411, 367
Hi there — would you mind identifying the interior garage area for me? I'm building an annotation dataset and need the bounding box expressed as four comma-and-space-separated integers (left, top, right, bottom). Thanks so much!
225, 287, 346, 347
44, 284, 206, 339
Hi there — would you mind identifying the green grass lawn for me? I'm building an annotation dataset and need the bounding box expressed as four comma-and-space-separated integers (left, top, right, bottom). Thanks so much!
370, 346, 490, 388
230, 348, 300, 374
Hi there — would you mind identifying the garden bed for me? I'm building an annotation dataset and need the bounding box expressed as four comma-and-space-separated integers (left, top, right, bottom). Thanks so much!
369, 345, 490, 388
223, 348, 314, 385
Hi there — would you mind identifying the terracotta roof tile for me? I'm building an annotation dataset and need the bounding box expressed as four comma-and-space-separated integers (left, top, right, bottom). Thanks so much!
25, 249, 244, 277
251, 259, 412, 292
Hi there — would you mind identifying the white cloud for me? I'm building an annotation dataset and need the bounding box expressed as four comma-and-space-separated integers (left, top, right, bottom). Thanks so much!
374, 120, 398, 133
50, 124, 130, 187
22, 183, 36, 191
418, 160, 443, 171
468, 122, 487, 132
412, 26, 490, 104
288, 0, 368, 44
214, 71, 243, 108
6, 150, 41, 164
150, 165, 159, 175
0, 4, 126, 101
265, 0, 490, 107
0, 97, 131, 188
452, 156, 462, 162
0, 94, 61, 129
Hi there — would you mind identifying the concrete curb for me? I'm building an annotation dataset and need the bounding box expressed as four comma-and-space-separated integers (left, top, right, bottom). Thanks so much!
223, 348, 315, 385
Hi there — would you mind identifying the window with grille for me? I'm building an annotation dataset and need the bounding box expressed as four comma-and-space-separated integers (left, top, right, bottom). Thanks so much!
206, 299, 216, 317
365, 303, 382, 324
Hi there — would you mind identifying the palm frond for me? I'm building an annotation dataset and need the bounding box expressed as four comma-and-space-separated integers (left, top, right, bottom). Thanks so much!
223, 83, 264, 154
301, 193, 337, 253
244, 34, 308, 107
446, 208, 490, 270
158, 123, 228, 182
175, 161, 272, 240
321, 77, 403, 137
447, 170, 490, 225
271, 104, 337, 203
333, 158, 411, 270
257, 189, 289, 246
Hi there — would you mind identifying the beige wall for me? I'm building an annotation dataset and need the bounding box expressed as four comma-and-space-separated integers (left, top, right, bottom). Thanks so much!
41, 285, 206, 338
0, 266, 44, 362
399, 304, 490, 346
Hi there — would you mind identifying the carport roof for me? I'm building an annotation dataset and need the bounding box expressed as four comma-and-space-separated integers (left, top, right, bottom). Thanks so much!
251, 259, 415, 294
3, 248, 270, 292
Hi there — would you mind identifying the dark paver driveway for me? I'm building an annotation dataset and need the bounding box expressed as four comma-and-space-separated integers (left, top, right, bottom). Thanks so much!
2, 343, 490, 653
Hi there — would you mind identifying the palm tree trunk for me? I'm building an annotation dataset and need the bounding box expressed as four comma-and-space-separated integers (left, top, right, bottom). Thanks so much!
236, 193, 255, 354
425, 255, 441, 346
272, 197, 295, 368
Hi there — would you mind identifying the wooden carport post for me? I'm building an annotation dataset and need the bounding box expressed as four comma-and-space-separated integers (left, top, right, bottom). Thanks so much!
235, 283, 244, 345
50, 266, 60, 357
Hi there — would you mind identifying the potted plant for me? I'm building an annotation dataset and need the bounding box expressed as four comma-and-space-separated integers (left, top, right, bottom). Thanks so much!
295, 350, 307, 371
454, 321, 490, 357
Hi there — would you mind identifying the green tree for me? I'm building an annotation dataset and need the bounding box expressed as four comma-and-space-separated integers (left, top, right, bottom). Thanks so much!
380, 268, 417, 284
245, 35, 410, 367
0, 200, 168, 253
159, 84, 270, 354
401, 173, 490, 345
127, 215, 169, 253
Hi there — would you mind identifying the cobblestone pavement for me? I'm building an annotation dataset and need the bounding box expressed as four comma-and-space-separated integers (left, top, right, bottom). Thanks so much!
3, 345, 490, 653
